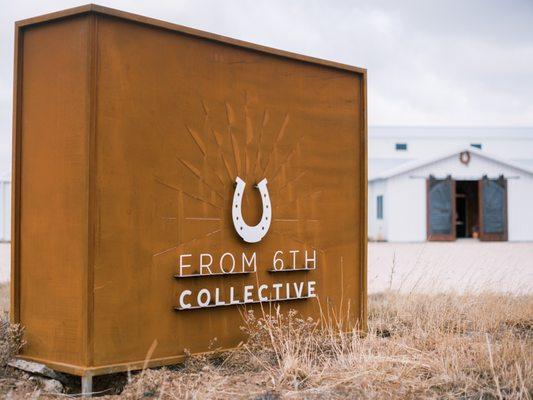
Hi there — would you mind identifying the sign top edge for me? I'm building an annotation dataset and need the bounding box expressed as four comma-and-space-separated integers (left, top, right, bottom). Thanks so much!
15, 3, 367, 75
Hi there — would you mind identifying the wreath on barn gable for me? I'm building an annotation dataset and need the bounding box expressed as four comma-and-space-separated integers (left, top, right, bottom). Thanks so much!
459, 151, 471, 165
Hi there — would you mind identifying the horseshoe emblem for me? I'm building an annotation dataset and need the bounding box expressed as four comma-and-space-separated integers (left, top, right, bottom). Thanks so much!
232, 177, 272, 243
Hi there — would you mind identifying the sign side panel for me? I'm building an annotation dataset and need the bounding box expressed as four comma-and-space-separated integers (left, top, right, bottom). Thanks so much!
17, 16, 90, 367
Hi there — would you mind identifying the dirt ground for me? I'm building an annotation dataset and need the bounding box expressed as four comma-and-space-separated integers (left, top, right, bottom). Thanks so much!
368, 240, 533, 294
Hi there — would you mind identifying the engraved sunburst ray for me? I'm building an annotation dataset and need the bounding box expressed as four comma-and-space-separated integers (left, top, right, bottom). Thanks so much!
152, 95, 326, 260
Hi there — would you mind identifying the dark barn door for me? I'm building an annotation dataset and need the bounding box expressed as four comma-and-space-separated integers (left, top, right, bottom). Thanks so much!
427, 176, 456, 241
479, 176, 508, 241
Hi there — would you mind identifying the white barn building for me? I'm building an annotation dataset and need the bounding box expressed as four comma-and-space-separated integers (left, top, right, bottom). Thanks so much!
368, 127, 533, 242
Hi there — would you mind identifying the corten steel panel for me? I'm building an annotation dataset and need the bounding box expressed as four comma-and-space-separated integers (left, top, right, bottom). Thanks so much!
14, 16, 91, 368
13, 5, 367, 376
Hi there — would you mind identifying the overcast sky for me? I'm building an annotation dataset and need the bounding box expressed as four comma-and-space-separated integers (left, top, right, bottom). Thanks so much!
0, 0, 532, 172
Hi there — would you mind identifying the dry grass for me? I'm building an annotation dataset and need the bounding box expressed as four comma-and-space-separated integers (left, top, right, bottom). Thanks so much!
0, 283, 23, 371
0, 282, 9, 315
0, 293, 25, 397
116, 291, 532, 399
0, 280, 530, 398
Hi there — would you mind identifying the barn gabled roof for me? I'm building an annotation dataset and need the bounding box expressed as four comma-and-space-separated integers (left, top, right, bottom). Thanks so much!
369, 146, 533, 181
370, 126, 533, 139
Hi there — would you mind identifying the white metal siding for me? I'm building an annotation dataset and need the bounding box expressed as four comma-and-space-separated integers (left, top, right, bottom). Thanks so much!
368, 180, 388, 240
508, 175, 533, 241
387, 175, 426, 242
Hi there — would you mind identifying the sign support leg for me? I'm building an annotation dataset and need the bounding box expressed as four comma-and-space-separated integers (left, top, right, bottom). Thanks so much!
81, 375, 93, 396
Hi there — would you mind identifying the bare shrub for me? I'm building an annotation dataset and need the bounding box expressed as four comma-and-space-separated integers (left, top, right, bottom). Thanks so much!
0, 313, 26, 396
0, 313, 24, 370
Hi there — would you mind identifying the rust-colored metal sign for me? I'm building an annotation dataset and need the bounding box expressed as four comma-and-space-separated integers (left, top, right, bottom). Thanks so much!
12, 5, 367, 378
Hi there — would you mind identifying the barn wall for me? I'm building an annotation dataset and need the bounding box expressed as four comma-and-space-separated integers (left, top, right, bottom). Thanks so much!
387, 175, 426, 242
368, 179, 387, 240
380, 152, 533, 242
508, 174, 533, 241
416, 154, 533, 241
